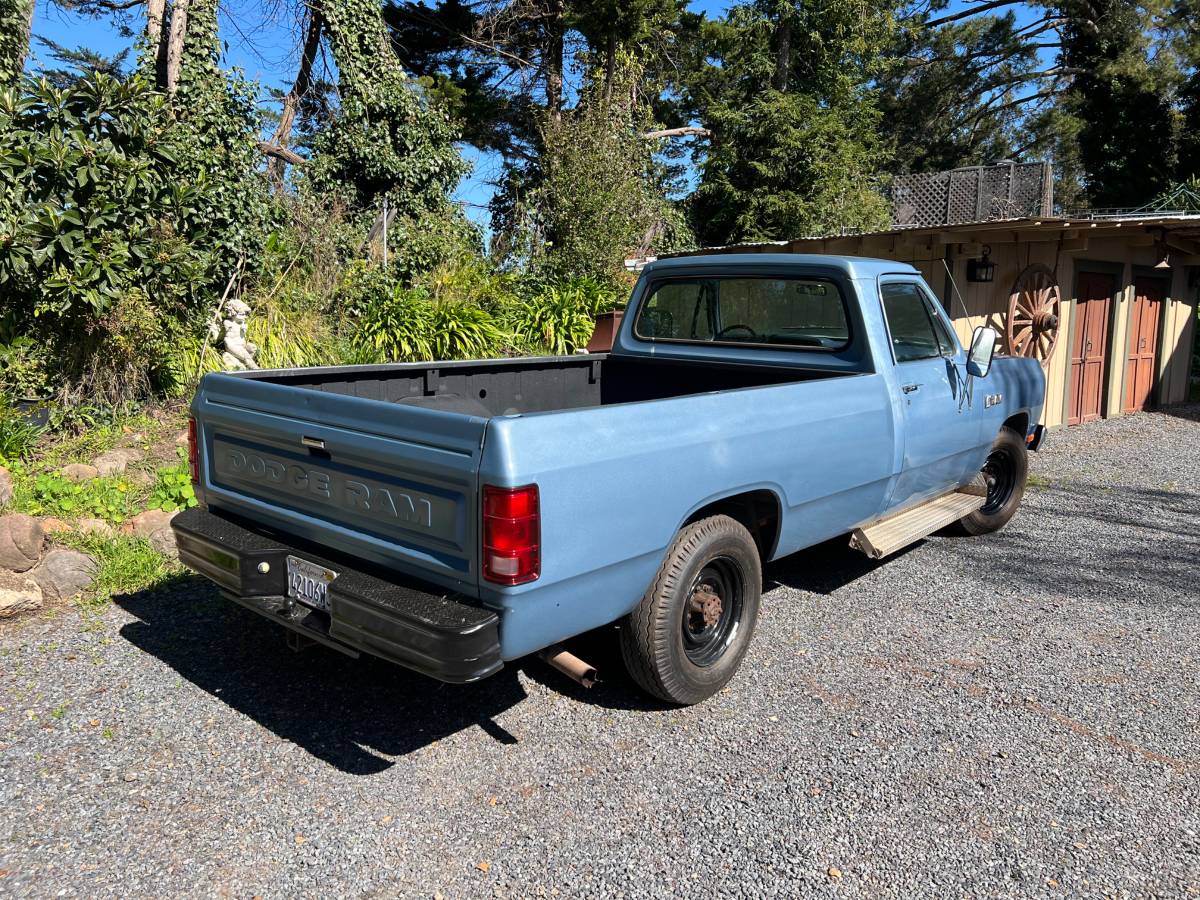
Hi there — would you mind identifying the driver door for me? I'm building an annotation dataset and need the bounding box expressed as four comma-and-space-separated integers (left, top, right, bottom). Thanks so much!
879, 280, 978, 510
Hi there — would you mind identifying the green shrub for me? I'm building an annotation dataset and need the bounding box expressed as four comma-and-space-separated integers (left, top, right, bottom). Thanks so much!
500, 277, 621, 356
352, 286, 505, 363
247, 300, 327, 370
0, 337, 55, 399
0, 72, 272, 407
21, 471, 131, 521
148, 451, 199, 512
0, 405, 42, 462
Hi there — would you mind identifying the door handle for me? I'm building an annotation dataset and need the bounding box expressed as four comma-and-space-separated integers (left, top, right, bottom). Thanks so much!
902, 383, 920, 394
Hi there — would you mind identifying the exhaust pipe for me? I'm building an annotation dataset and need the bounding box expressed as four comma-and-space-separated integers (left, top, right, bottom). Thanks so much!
539, 645, 598, 688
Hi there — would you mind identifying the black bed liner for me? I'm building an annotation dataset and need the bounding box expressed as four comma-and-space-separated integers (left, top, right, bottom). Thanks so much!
236, 353, 850, 418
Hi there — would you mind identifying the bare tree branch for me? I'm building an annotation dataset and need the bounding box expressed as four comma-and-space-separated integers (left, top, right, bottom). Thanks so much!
924, 0, 1027, 29
267, 2, 323, 188
642, 126, 711, 139
257, 140, 306, 165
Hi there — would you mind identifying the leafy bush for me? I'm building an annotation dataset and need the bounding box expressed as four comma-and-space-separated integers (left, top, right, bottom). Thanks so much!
22, 471, 131, 522
0, 76, 200, 329
149, 455, 198, 512
0, 72, 273, 407
352, 286, 505, 363
0, 337, 54, 398
501, 285, 598, 356
500, 277, 623, 356
0, 405, 42, 462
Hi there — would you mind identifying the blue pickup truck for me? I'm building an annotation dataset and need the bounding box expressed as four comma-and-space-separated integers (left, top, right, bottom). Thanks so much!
172, 254, 1046, 704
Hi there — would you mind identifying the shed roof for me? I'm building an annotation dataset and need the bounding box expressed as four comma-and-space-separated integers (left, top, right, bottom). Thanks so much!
660, 212, 1200, 260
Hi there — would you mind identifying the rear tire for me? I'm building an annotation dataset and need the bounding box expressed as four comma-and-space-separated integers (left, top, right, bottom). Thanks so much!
956, 425, 1028, 535
619, 515, 762, 705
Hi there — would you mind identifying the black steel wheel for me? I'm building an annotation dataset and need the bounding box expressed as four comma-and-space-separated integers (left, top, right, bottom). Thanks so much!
956, 425, 1029, 535
682, 556, 746, 667
620, 515, 762, 705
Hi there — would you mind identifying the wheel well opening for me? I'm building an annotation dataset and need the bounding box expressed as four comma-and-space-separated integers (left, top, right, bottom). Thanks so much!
1003, 412, 1029, 436
686, 490, 781, 562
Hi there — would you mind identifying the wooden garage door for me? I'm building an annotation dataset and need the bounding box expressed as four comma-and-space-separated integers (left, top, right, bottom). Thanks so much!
1124, 276, 1165, 413
1068, 272, 1114, 426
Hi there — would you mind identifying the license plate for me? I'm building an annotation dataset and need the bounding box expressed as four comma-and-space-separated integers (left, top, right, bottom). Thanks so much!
286, 556, 337, 612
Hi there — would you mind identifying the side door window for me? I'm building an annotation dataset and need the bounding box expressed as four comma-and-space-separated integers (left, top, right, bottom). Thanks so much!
880, 282, 943, 362
920, 288, 958, 356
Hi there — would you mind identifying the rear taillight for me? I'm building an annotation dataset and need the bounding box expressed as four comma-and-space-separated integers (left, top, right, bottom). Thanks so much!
482, 484, 539, 585
187, 417, 200, 483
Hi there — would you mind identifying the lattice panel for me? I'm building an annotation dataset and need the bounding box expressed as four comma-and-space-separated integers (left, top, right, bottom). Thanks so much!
892, 162, 1053, 227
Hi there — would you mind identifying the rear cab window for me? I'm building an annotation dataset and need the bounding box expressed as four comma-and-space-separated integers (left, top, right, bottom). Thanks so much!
634, 276, 851, 351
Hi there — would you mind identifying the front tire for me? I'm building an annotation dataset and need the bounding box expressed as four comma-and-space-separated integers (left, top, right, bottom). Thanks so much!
956, 425, 1028, 535
620, 515, 762, 705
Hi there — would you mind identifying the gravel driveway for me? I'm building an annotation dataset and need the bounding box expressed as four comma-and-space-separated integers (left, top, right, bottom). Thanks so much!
2, 406, 1199, 898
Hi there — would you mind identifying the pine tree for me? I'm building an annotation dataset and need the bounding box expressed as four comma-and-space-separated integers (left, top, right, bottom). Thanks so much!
687, 0, 895, 245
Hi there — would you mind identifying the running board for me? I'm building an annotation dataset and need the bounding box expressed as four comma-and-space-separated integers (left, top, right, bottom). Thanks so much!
849, 484, 987, 560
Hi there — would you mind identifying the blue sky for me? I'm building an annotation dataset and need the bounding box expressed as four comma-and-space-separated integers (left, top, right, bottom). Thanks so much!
28, 1, 733, 228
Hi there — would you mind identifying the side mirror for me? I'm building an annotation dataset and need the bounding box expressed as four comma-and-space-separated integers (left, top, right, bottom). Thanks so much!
967, 325, 998, 378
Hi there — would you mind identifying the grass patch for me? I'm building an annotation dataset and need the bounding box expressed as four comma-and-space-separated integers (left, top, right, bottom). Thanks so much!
1027, 473, 1053, 489
55, 532, 183, 608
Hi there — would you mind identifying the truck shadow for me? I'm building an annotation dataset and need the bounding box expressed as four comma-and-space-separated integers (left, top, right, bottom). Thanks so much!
765, 534, 908, 594
111, 537, 929, 762
114, 578, 529, 775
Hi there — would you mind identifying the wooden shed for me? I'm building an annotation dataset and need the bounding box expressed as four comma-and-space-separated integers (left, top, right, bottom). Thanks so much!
674, 214, 1200, 428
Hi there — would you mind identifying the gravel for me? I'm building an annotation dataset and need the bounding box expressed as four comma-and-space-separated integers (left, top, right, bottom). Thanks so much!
2, 406, 1199, 898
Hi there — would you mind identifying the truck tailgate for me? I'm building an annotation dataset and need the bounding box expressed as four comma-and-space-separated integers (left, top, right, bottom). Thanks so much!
193, 373, 486, 593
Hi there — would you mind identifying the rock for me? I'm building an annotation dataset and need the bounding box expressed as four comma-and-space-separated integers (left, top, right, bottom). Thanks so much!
148, 527, 177, 557
0, 465, 12, 506
128, 468, 155, 487
75, 518, 114, 537
121, 508, 176, 539
60, 463, 99, 483
0, 514, 44, 572
93, 448, 144, 477
0, 572, 43, 618
40, 517, 72, 535
32, 548, 97, 602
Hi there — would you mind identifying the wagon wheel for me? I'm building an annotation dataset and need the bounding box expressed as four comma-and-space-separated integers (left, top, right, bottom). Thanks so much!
1006, 263, 1061, 368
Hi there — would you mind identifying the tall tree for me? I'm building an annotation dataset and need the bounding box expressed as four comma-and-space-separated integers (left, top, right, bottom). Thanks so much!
686, 0, 895, 245
879, 11, 1062, 173
1058, 0, 1180, 207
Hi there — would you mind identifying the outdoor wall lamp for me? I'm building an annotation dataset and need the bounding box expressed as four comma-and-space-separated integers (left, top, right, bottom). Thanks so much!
967, 246, 995, 283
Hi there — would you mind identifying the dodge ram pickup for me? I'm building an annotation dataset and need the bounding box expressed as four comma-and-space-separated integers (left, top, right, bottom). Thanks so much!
172, 254, 1046, 704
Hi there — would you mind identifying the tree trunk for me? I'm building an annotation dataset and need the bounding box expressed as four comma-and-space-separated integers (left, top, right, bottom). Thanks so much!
20, 0, 35, 68
5, 0, 36, 82
164, 0, 191, 96
144, 0, 168, 87
145, 0, 165, 49
602, 31, 615, 103
267, 4, 323, 187
773, 18, 791, 92
545, 0, 564, 121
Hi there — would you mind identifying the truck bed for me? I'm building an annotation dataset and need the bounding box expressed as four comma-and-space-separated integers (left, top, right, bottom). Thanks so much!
234, 354, 854, 418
